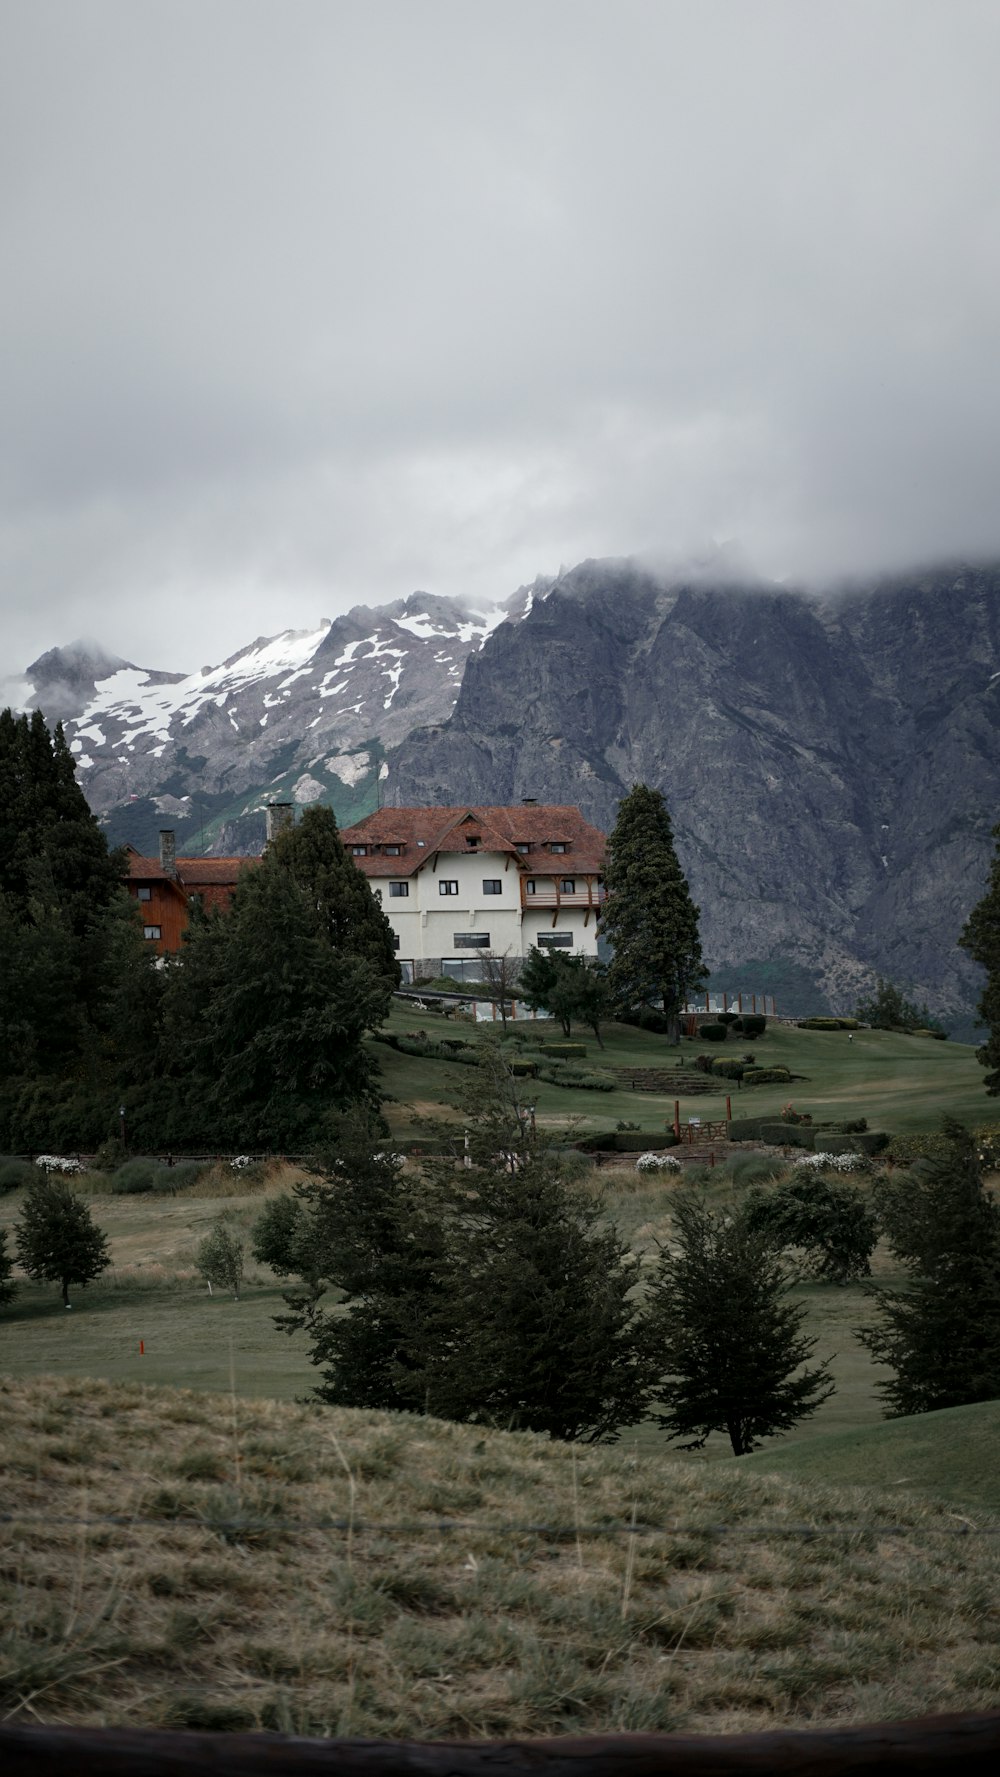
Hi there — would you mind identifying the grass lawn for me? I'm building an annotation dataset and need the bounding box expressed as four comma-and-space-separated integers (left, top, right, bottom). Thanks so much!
372, 1008, 989, 1139
741, 1399, 1000, 1514
3, 1374, 1000, 1738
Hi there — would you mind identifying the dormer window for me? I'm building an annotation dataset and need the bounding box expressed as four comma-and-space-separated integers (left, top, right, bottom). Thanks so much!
351, 845, 367, 856
466, 835, 480, 848
384, 844, 402, 856
549, 842, 567, 854
516, 842, 531, 854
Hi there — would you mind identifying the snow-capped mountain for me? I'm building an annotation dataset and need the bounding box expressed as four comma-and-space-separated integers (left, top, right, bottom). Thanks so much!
20, 588, 531, 856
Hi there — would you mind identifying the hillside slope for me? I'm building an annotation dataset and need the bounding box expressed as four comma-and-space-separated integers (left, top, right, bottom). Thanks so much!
2, 1376, 999, 1738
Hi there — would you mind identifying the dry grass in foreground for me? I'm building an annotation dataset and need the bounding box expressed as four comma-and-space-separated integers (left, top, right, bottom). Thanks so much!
1, 1375, 999, 1739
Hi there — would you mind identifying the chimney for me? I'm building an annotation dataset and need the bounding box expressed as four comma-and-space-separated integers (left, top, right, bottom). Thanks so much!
159, 830, 177, 878
266, 802, 294, 843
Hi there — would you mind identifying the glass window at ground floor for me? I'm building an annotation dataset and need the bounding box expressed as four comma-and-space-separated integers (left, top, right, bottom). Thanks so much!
537, 932, 572, 947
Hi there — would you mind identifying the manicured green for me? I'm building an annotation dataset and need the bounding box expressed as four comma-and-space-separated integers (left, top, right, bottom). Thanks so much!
740, 1398, 1000, 1513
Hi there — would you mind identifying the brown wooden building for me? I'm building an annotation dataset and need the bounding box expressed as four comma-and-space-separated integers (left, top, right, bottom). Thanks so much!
125, 832, 259, 956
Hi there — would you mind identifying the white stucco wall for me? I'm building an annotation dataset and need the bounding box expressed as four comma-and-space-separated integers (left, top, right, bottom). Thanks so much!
375, 849, 601, 968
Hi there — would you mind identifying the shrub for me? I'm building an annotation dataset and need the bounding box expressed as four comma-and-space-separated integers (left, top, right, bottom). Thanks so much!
698, 1022, 727, 1042
758, 1122, 814, 1149
746, 1171, 878, 1277
718, 1011, 738, 1026
794, 1151, 871, 1174
621, 1006, 671, 1034
710, 1058, 745, 1080
692, 1053, 716, 1073
796, 1016, 859, 1030
842, 1117, 868, 1134
537, 1065, 614, 1091
196, 1219, 245, 1299
539, 1042, 588, 1059
111, 1158, 157, 1194
728, 1151, 789, 1184
742, 1067, 791, 1086
635, 1152, 682, 1173
818, 1130, 888, 1156
0, 1159, 35, 1193
614, 1132, 678, 1152
508, 1058, 539, 1077
727, 1118, 764, 1141
733, 1014, 767, 1037
34, 1154, 86, 1175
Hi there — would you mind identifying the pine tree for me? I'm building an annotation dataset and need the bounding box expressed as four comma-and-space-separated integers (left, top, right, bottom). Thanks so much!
417, 1042, 652, 1440
279, 1112, 455, 1413
743, 1174, 878, 1283
960, 825, 1000, 1091
599, 784, 705, 1036
644, 1192, 834, 1455
162, 857, 385, 1145
15, 1176, 111, 1306
265, 804, 400, 1009
859, 1123, 1000, 1414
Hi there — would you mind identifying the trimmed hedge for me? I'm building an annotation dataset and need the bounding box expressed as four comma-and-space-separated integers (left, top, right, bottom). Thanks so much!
732, 1014, 767, 1037
758, 1122, 815, 1149
742, 1066, 792, 1085
727, 1118, 765, 1141
699, 1023, 728, 1042
816, 1130, 889, 1156
539, 1042, 588, 1059
574, 1130, 678, 1153
796, 1017, 860, 1030
710, 1058, 746, 1080
509, 1059, 540, 1077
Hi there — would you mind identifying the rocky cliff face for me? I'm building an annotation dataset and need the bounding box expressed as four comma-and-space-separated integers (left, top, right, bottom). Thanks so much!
17, 557, 1000, 1028
385, 559, 1000, 1026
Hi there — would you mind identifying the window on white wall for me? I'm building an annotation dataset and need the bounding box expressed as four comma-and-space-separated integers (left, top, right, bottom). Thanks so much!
526, 880, 539, 895
439, 880, 459, 895
388, 881, 408, 897
454, 932, 490, 947
482, 879, 502, 894
537, 932, 572, 947
560, 879, 576, 894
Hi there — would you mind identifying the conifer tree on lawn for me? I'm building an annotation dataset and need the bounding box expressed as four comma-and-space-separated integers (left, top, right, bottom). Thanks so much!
960, 824, 1000, 1092
859, 1121, 1000, 1414
0, 1228, 16, 1308
15, 1175, 110, 1306
599, 783, 705, 1037
643, 1192, 834, 1455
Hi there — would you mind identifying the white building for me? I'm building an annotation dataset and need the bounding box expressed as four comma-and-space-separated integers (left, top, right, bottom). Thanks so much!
340, 803, 607, 982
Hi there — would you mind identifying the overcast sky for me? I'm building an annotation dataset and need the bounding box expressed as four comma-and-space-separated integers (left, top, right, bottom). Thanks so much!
2, 0, 999, 674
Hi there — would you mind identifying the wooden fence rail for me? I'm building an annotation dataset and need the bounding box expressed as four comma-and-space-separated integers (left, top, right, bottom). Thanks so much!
3, 1713, 1000, 1776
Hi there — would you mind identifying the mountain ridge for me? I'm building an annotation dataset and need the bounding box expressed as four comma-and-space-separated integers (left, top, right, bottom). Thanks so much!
13, 555, 1000, 1030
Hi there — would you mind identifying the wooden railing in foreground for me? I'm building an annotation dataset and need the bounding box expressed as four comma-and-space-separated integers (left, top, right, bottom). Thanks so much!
2, 1714, 1000, 1775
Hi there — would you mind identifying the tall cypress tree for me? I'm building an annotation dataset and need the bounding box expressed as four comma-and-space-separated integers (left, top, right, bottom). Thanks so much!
960, 825, 1000, 1092
599, 783, 705, 1034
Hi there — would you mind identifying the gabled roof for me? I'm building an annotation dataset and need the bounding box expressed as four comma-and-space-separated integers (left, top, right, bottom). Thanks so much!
340, 805, 606, 879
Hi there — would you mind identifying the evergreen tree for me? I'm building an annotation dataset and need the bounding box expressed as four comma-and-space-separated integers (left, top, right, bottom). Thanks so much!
859, 1123, 1000, 1414
279, 1111, 456, 1413
251, 1194, 309, 1277
162, 856, 385, 1145
416, 1042, 652, 1440
599, 784, 705, 1037
960, 826, 1000, 1091
855, 976, 944, 1035
743, 1174, 878, 1283
644, 1192, 834, 1455
265, 804, 400, 1010
0, 1228, 16, 1308
15, 1176, 111, 1305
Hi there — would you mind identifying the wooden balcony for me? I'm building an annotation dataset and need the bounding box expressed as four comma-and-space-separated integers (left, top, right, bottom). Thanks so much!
520, 881, 605, 916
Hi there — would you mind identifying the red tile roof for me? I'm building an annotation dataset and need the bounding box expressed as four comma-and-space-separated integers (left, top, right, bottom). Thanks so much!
340, 805, 606, 879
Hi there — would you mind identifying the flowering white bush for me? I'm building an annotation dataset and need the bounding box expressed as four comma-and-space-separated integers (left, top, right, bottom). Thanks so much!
34, 1154, 86, 1175
229, 1156, 253, 1172
635, 1151, 682, 1173
793, 1151, 866, 1174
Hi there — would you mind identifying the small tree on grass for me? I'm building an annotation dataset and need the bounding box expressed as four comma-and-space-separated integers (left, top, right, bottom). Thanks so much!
643, 1192, 834, 1455
743, 1175, 878, 1283
251, 1195, 309, 1278
15, 1176, 110, 1306
0, 1227, 16, 1306
519, 946, 610, 1045
196, 1219, 245, 1300
478, 948, 520, 1031
859, 1122, 1000, 1414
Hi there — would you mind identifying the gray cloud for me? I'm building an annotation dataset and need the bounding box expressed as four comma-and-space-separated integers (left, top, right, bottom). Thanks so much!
2, 0, 999, 672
